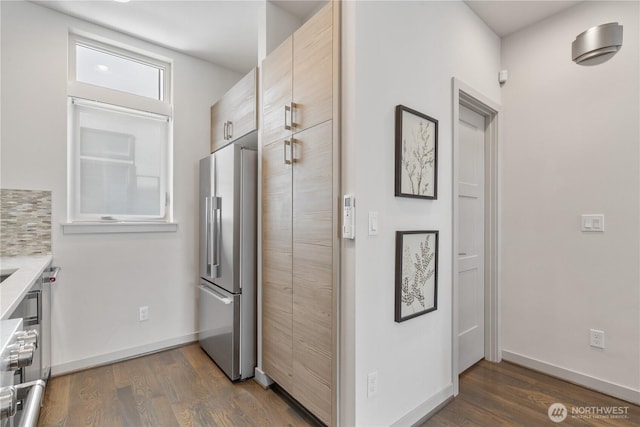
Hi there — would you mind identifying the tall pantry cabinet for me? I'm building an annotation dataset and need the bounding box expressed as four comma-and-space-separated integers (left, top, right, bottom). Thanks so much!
261, 2, 339, 425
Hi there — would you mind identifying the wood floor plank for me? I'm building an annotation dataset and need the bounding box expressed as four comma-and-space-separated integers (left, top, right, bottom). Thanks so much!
64, 365, 121, 426
422, 360, 640, 427
37, 372, 70, 427
115, 385, 143, 426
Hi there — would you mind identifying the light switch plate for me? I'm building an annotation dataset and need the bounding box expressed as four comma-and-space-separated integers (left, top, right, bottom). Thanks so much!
581, 214, 605, 232
368, 211, 379, 236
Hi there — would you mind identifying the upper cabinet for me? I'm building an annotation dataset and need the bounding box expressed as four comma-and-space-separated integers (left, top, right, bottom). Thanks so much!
210, 67, 258, 152
262, 3, 333, 147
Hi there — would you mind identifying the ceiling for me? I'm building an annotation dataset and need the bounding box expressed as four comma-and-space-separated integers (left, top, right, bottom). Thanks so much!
464, 1, 582, 37
32, 0, 323, 74
33, 0, 583, 74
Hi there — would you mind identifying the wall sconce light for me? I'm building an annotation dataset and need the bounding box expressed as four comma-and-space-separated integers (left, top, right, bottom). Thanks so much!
572, 22, 623, 65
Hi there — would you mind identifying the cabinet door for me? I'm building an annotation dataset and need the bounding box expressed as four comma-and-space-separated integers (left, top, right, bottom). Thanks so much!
263, 38, 293, 146
293, 2, 332, 132
227, 67, 257, 141
292, 121, 333, 425
261, 140, 294, 391
210, 98, 227, 152
210, 68, 257, 153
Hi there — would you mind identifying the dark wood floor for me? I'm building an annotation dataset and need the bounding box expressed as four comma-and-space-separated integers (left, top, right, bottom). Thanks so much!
37, 344, 316, 427
423, 360, 640, 426
38, 346, 639, 427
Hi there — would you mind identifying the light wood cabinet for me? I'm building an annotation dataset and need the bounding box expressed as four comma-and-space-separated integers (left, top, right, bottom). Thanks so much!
292, 4, 333, 132
210, 67, 258, 152
262, 3, 332, 145
292, 121, 333, 420
261, 2, 338, 425
262, 38, 292, 147
261, 139, 294, 391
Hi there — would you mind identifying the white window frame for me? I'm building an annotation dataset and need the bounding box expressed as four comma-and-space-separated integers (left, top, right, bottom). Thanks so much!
64, 33, 176, 233
68, 34, 172, 116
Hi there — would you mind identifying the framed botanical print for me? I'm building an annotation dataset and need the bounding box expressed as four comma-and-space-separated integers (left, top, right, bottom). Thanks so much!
395, 230, 438, 322
395, 105, 438, 199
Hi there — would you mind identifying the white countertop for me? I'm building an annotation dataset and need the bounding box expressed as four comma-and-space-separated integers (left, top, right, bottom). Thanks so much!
0, 255, 52, 319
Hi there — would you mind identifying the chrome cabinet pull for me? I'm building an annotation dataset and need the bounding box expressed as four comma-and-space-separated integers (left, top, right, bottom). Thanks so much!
223, 121, 228, 140
284, 105, 291, 130
284, 140, 292, 164
290, 138, 296, 163
227, 121, 233, 139
289, 102, 296, 129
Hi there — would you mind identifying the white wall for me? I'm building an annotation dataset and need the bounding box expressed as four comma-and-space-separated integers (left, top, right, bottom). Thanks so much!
0, 1, 241, 374
262, 1, 302, 58
500, 1, 640, 402
341, 2, 501, 425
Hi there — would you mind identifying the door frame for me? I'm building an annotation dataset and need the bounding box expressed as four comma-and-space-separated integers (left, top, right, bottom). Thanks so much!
452, 78, 502, 395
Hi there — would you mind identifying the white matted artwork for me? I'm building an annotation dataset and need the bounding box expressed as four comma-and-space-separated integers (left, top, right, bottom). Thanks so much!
395, 105, 438, 199
395, 230, 438, 322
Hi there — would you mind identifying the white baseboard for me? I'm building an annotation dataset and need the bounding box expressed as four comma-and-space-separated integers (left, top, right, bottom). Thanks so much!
502, 350, 640, 405
391, 384, 454, 427
51, 333, 198, 376
253, 367, 274, 389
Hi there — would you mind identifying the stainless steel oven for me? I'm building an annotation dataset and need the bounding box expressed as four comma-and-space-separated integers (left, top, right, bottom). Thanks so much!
9, 268, 54, 385
2, 266, 57, 427
0, 318, 43, 427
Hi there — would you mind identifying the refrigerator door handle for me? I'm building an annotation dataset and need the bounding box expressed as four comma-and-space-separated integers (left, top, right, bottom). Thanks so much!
199, 284, 232, 305
205, 196, 211, 274
210, 196, 222, 278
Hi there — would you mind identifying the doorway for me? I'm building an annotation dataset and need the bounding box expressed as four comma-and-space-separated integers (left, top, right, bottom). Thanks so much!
452, 78, 501, 395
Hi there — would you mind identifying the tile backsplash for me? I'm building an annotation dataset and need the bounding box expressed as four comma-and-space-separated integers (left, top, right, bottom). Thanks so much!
0, 189, 52, 256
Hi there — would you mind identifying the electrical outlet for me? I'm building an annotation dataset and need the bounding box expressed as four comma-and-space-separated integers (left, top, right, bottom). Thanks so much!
139, 306, 149, 322
367, 371, 378, 398
590, 329, 604, 349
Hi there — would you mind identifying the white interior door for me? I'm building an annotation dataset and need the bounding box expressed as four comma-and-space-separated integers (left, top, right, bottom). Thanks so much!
458, 105, 485, 374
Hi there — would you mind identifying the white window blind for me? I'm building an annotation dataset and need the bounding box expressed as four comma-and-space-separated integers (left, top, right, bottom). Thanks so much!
69, 100, 169, 221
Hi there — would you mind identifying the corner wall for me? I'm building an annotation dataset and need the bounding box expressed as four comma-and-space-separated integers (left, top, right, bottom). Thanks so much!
341, 1, 501, 424
501, 1, 640, 402
1, 1, 241, 374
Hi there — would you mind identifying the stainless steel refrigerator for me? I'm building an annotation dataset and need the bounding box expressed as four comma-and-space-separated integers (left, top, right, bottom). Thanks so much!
198, 143, 256, 381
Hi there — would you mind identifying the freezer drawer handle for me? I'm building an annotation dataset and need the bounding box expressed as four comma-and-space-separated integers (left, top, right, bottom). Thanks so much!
199, 285, 232, 305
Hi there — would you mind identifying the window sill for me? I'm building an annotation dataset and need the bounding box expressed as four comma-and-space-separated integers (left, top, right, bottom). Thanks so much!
61, 221, 178, 235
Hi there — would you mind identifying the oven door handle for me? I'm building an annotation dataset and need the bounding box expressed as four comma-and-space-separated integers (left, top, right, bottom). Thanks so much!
17, 379, 45, 427
0, 380, 45, 426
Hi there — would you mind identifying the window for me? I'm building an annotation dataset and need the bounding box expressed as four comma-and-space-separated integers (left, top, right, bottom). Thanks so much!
75, 43, 165, 101
67, 35, 173, 225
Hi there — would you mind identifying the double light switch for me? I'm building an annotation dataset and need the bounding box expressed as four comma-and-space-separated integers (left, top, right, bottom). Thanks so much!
581, 214, 604, 232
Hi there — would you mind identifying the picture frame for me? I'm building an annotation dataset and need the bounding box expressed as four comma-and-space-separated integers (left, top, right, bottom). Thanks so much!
395, 230, 438, 322
394, 105, 438, 199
